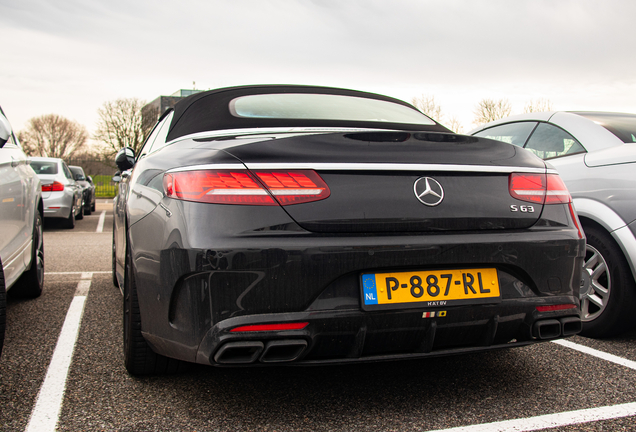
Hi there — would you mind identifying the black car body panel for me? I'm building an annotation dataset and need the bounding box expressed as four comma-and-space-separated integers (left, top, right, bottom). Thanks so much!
113, 85, 584, 372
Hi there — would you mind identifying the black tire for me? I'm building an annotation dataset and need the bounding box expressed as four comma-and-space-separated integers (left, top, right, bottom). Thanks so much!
64, 204, 75, 229
91, 198, 96, 212
123, 235, 183, 375
84, 198, 92, 216
75, 200, 83, 220
12, 211, 44, 298
0, 260, 6, 359
580, 224, 636, 338
112, 227, 119, 289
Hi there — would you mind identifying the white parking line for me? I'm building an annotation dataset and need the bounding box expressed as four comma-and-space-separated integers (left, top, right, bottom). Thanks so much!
46, 271, 111, 275
25, 273, 93, 432
426, 402, 636, 432
96, 210, 106, 233
552, 339, 636, 370
426, 339, 636, 432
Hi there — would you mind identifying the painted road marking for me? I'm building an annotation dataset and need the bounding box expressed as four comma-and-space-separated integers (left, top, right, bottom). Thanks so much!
427, 339, 636, 431
25, 273, 93, 432
46, 271, 111, 275
552, 339, 636, 370
426, 402, 636, 432
96, 210, 106, 233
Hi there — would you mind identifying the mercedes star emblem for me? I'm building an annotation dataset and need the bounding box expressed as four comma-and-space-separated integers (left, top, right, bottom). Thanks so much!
413, 177, 444, 206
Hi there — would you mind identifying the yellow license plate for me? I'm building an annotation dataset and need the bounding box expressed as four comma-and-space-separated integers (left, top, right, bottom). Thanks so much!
361, 268, 500, 310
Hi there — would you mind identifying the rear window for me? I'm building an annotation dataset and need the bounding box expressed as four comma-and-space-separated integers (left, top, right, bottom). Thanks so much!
229, 93, 435, 125
69, 167, 84, 176
31, 161, 59, 175
572, 112, 636, 143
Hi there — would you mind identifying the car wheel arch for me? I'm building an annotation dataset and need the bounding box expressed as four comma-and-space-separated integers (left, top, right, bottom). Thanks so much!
574, 198, 636, 283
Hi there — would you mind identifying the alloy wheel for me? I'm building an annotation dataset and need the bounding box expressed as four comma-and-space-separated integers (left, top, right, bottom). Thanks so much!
580, 244, 610, 322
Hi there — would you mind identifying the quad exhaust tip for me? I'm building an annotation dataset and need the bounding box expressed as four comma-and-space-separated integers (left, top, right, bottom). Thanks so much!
214, 339, 308, 365
214, 341, 264, 364
533, 316, 582, 340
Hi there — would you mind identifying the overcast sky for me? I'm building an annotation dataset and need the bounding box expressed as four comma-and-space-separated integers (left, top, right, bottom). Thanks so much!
1, 0, 635, 136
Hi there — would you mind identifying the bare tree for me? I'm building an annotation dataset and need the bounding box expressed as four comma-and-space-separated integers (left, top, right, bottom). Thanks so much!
411, 95, 443, 121
18, 114, 88, 158
445, 116, 465, 134
94, 98, 146, 157
141, 104, 160, 139
473, 98, 512, 126
524, 98, 554, 113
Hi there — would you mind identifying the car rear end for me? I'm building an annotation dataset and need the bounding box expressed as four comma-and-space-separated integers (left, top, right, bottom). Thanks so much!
30, 159, 71, 219
129, 131, 585, 366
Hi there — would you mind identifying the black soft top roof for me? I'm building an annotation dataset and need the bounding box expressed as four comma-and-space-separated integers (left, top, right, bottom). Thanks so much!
166, 85, 449, 141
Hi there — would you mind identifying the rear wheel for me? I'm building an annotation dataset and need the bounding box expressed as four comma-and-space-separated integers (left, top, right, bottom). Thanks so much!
75, 199, 83, 220
12, 211, 44, 298
64, 204, 75, 229
112, 227, 119, 289
580, 225, 636, 338
84, 196, 92, 215
123, 234, 183, 375
0, 260, 6, 359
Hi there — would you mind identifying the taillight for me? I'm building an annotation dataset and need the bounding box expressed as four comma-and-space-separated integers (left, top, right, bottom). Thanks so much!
41, 181, 64, 192
545, 175, 571, 204
163, 169, 330, 206
509, 173, 571, 205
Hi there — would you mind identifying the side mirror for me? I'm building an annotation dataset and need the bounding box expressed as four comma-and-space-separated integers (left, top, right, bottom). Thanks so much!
0, 113, 11, 148
88, 176, 93, 183
112, 171, 122, 183
115, 147, 136, 172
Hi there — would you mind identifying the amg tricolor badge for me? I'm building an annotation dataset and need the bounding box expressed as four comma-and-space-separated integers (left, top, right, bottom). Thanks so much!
423, 311, 447, 318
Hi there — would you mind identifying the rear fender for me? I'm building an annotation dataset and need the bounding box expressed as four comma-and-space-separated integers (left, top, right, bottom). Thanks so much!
574, 197, 636, 281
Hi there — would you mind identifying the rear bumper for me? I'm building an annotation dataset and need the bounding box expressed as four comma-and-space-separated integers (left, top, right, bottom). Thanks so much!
43, 193, 71, 219
130, 200, 586, 366
141, 298, 581, 366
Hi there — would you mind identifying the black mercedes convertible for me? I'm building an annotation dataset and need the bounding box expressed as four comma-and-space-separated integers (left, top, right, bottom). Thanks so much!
112, 85, 584, 375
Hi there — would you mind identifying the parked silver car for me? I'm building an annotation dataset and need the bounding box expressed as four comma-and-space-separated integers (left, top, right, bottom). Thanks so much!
471, 112, 636, 337
0, 106, 45, 357
30, 157, 83, 229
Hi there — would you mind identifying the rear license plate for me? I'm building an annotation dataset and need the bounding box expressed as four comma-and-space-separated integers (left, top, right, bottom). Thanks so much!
361, 268, 500, 311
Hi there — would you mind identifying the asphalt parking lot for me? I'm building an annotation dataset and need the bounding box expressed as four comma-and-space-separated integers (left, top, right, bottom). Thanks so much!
2, 201, 636, 431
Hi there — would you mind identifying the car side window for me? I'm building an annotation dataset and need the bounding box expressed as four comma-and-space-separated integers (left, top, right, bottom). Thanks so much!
62, 163, 73, 179
146, 112, 174, 155
2, 131, 18, 149
139, 112, 174, 159
473, 122, 537, 147
524, 123, 586, 160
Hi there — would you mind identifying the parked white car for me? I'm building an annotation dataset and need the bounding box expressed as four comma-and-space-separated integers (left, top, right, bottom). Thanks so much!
471, 111, 636, 338
30, 157, 83, 229
0, 106, 45, 357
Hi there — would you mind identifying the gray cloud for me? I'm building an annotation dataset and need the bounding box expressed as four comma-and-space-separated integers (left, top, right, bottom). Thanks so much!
1, 0, 635, 131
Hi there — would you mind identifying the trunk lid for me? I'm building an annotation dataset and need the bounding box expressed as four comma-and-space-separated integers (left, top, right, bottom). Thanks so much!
222, 131, 548, 233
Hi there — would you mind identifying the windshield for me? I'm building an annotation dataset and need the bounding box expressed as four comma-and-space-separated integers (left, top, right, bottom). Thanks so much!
31, 161, 59, 175
572, 112, 636, 143
229, 93, 435, 125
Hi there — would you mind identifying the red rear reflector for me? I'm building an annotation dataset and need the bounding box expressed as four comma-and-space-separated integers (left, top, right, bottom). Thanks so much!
536, 304, 577, 312
568, 202, 584, 239
509, 173, 571, 205
230, 322, 309, 332
41, 181, 64, 192
164, 169, 329, 206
